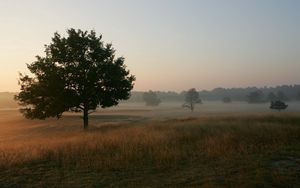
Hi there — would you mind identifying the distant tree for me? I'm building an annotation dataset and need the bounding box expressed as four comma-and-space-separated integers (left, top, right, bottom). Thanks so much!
182, 88, 201, 111
143, 90, 161, 106
222, 96, 232, 103
270, 100, 288, 111
247, 90, 265, 103
15, 29, 135, 129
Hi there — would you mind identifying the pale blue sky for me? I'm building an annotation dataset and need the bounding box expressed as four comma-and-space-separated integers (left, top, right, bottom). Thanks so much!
1, 0, 299, 91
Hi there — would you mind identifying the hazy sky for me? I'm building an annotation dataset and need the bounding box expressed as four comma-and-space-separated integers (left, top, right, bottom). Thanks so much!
1, 0, 300, 92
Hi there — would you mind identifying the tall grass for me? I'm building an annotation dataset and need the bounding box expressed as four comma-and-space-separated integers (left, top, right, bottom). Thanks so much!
0, 114, 299, 187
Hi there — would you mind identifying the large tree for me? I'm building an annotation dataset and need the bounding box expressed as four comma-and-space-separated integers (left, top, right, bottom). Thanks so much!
15, 29, 135, 129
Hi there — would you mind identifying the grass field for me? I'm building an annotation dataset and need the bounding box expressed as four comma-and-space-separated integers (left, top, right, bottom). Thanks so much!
0, 105, 300, 187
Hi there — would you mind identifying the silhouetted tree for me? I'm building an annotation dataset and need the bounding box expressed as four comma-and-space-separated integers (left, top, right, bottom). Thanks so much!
247, 90, 265, 103
270, 100, 288, 111
182, 88, 201, 111
143, 90, 161, 106
15, 29, 135, 129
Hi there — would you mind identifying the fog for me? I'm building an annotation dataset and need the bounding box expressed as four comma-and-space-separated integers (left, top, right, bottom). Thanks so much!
1, 92, 300, 118
102, 101, 300, 119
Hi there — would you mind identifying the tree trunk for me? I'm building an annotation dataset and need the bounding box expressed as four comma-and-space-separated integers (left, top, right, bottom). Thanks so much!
83, 107, 88, 129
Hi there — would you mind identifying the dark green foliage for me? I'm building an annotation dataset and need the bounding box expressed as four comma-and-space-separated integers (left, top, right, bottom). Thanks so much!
183, 88, 201, 111
15, 29, 135, 128
142, 91, 161, 106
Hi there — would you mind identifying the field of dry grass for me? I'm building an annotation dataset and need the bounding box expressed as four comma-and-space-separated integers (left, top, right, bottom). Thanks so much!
0, 109, 299, 187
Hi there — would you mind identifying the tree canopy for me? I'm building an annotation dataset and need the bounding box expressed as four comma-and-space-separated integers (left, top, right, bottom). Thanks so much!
182, 88, 201, 111
15, 29, 135, 129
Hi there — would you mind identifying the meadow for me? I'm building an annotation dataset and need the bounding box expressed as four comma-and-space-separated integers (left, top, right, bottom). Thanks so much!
0, 102, 299, 187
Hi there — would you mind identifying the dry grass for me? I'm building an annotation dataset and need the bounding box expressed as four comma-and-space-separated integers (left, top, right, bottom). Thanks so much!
0, 111, 299, 187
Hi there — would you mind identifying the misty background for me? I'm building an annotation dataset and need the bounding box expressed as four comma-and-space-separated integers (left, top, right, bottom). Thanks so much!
2, 85, 300, 114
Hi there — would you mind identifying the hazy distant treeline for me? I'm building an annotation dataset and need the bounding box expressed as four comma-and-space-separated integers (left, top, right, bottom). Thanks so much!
1, 85, 300, 108
128, 85, 300, 103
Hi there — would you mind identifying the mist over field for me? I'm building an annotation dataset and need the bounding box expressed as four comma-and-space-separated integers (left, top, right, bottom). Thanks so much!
1, 102, 300, 187
1, 86, 299, 187
1, 88, 300, 120
1, 0, 300, 187
2, 82, 300, 187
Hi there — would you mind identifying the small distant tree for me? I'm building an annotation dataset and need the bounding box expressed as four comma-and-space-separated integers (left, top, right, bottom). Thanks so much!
222, 96, 232, 103
270, 100, 288, 111
182, 88, 201, 111
15, 29, 135, 129
247, 90, 265, 103
143, 90, 161, 106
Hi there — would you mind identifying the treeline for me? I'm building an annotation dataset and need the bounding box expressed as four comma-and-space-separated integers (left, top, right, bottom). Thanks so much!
127, 85, 300, 103
1, 84, 300, 108
199, 85, 300, 102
